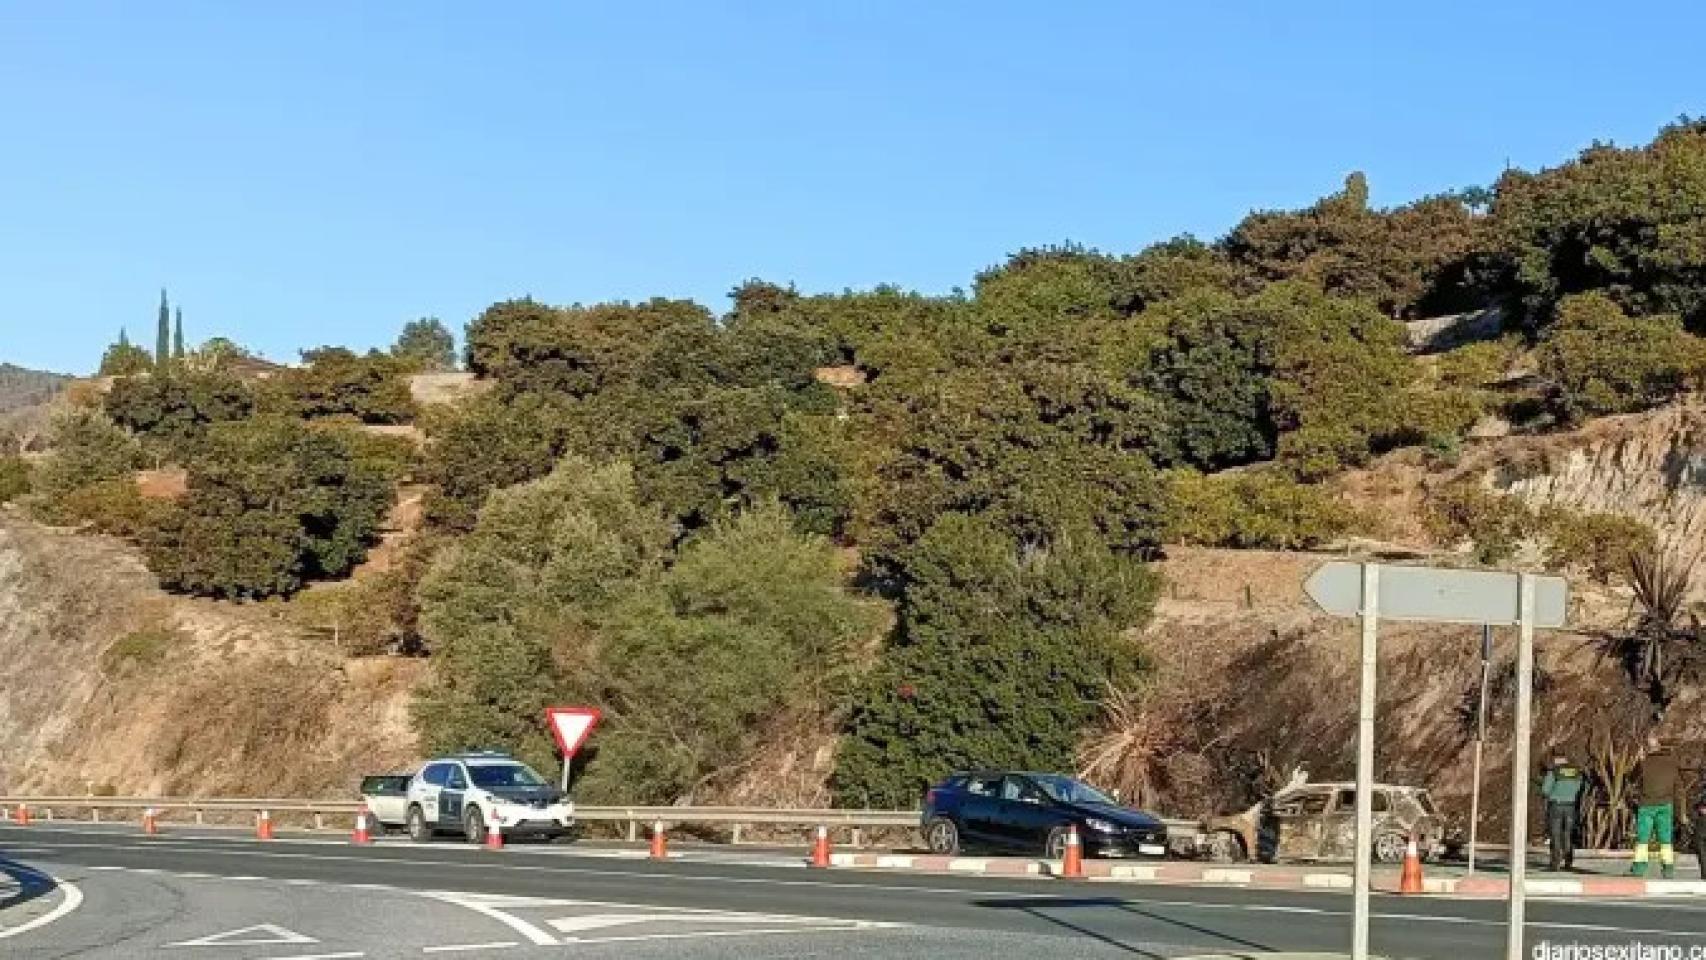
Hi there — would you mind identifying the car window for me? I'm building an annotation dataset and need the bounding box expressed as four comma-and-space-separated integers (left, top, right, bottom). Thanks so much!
1031, 775, 1116, 806
468, 762, 548, 789
1294, 791, 1330, 815
446, 765, 469, 790
1000, 776, 1047, 803
420, 764, 448, 787
1332, 789, 1391, 813
966, 776, 1001, 797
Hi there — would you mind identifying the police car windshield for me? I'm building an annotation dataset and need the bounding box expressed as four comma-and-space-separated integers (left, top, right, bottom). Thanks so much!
468, 763, 547, 788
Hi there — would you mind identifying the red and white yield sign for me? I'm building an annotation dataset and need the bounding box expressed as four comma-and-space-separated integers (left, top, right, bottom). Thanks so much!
545, 707, 601, 758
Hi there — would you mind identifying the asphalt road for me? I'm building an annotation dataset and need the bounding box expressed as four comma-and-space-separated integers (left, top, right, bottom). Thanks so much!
4, 823, 1705, 959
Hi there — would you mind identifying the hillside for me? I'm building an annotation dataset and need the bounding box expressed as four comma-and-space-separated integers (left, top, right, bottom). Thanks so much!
3, 395, 1700, 838
0, 512, 421, 795
0, 363, 69, 414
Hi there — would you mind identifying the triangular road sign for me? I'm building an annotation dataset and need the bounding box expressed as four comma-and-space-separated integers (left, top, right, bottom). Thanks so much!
169, 923, 318, 947
545, 707, 601, 758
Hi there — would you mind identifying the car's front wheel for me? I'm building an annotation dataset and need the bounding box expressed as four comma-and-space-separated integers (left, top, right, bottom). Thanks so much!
924, 817, 960, 855
1044, 826, 1073, 860
464, 807, 489, 845
406, 805, 431, 843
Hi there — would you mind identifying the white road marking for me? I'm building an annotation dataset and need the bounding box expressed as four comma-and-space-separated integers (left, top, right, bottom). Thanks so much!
268, 953, 363, 960
421, 942, 519, 953
25, 839, 1706, 941
168, 922, 318, 947
560, 927, 889, 945
0, 873, 83, 940
425, 893, 558, 946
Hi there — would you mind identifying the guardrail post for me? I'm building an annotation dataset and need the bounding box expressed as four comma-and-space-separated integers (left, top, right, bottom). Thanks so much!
196, 809, 205, 825
314, 813, 325, 831
92, 807, 100, 824
627, 819, 637, 843
732, 823, 743, 845
852, 827, 863, 849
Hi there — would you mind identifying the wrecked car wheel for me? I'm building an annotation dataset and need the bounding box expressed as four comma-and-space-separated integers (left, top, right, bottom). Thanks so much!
1373, 832, 1409, 863
1206, 831, 1246, 863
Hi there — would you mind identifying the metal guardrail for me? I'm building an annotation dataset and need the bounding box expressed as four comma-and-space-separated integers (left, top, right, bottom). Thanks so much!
0, 795, 1199, 844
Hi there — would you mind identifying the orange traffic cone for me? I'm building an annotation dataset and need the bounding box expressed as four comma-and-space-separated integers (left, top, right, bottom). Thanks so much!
15, 804, 30, 826
352, 811, 372, 845
810, 824, 831, 868
1399, 833, 1424, 894
1061, 824, 1084, 878
649, 820, 668, 860
256, 810, 275, 841
143, 808, 159, 835
484, 809, 504, 851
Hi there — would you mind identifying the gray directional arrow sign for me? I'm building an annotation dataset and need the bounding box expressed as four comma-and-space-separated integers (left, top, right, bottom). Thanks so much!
1304, 561, 1567, 627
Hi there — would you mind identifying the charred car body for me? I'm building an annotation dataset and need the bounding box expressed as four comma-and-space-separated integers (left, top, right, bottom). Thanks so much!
1197, 781, 1445, 864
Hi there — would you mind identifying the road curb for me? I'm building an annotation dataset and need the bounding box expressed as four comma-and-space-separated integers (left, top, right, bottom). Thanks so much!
825, 853, 1706, 898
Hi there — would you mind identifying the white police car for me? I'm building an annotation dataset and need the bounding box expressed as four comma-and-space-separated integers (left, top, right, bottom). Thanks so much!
404, 752, 574, 843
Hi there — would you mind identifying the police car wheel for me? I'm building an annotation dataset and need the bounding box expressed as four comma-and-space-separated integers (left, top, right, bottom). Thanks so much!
464, 807, 488, 844
406, 805, 431, 843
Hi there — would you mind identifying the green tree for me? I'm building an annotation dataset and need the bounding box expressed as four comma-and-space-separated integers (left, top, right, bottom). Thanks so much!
173, 307, 185, 359
156, 289, 171, 367
414, 458, 673, 775
0, 456, 30, 503
1538, 293, 1706, 420
834, 513, 1156, 807
33, 409, 142, 499
1493, 121, 1706, 332
392, 317, 457, 371
265, 347, 415, 424
99, 329, 153, 377
104, 371, 255, 448
145, 418, 398, 598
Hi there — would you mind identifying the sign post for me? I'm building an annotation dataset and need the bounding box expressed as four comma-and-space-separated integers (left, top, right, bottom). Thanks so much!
1304, 562, 1566, 960
1467, 624, 1492, 876
544, 707, 602, 794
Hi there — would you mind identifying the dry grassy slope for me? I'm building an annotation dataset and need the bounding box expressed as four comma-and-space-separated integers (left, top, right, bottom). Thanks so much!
0, 512, 422, 796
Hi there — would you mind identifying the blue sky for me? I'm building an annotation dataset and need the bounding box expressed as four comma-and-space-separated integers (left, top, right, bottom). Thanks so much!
2, 1, 1702, 374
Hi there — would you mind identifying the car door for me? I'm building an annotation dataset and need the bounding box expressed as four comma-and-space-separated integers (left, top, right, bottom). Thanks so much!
439, 763, 468, 828
956, 775, 1007, 846
1271, 787, 1331, 860
415, 763, 447, 824
1001, 775, 1059, 851
1320, 787, 1392, 859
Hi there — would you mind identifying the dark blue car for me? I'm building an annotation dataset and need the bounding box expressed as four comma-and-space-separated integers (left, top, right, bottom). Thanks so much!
921, 771, 1170, 859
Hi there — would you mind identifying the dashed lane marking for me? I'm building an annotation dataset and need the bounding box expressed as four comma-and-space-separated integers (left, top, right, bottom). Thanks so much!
421, 943, 519, 954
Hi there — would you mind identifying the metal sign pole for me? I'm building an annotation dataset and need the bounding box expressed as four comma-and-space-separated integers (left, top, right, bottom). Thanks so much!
1468, 625, 1491, 876
1505, 575, 1536, 960
1352, 562, 1379, 960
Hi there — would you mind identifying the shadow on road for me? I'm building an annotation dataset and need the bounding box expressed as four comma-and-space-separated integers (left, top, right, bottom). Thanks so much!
971, 896, 1275, 958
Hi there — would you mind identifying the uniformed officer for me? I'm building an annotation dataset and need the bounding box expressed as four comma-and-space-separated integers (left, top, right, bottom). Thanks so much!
1541, 752, 1584, 871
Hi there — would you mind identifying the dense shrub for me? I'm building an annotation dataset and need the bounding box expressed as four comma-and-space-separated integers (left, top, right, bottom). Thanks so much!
0, 455, 29, 503
265, 347, 415, 424
144, 418, 397, 598
1538, 293, 1705, 420
104, 371, 255, 447
32, 410, 142, 499
1422, 483, 1537, 564
833, 514, 1157, 807
1538, 509, 1658, 583
1165, 470, 1357, 549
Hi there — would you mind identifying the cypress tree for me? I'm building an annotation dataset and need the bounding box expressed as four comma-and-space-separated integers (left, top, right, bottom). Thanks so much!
156, 289, 171, 366
173, 307, 185, 359
118, 327, 131, 347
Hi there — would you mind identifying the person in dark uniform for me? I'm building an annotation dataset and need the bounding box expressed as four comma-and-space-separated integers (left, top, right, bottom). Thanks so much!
1541, 752, 1585, 871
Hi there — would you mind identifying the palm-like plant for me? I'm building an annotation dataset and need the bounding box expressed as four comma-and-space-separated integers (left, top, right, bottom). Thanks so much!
1609, 550, 1703, 718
